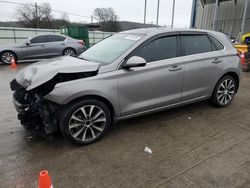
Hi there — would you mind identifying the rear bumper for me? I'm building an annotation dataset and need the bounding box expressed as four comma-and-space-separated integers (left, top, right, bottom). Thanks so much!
76, 46, 87, 55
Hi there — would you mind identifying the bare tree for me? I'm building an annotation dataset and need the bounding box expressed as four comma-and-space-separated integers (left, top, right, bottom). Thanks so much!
93, 7, 118, 22
16, 3, 53, 28
93, 7, 119, 31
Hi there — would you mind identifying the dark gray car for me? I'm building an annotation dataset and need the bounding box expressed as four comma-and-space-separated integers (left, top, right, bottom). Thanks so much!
11, 28, 242, 145
0, 34, 86, 64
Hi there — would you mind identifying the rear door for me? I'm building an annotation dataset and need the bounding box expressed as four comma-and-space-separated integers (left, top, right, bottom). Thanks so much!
118, 33, 185, 116
45, 35, 66, 57
22, 35, 49, 59
180, 32, 225, 101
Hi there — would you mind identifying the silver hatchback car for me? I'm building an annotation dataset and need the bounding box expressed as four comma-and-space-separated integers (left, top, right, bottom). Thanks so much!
11, 28, 241, 145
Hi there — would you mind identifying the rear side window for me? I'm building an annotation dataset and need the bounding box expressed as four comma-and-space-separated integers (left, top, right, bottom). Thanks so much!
30, 35, 49, 43
48, 35, 66, 42
209, 35, 224, 51
133, 36, 178, 62
181, 35, 212, 56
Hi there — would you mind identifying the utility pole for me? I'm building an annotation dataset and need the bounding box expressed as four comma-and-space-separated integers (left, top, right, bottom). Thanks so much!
144, 0, 147, 24
240, 0, 249, 41
35, 3, 39, 28
91, 15, 93, 24
156, 0, 160, 27
212, 0, 219, 30
171, 0, 175, 28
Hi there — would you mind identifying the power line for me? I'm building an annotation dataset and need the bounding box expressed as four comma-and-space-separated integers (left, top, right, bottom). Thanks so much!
0, 0, 91, 19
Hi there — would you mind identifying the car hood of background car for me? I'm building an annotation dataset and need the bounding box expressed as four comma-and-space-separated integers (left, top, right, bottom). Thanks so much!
15, 56, 100, 90
0, 43, 22, 50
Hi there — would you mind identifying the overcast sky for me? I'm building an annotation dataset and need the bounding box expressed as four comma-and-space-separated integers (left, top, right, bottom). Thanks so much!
0, 0, 193, 28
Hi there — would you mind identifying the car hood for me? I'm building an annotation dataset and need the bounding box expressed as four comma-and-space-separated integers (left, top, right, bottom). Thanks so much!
16, 56, 100, 90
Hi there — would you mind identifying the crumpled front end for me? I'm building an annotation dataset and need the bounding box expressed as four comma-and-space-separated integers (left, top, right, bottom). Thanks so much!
10, 57, 100, 137
11, 79, 59, 136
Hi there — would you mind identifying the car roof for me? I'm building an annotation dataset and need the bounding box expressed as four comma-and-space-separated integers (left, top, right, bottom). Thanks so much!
120, 27, 222, 36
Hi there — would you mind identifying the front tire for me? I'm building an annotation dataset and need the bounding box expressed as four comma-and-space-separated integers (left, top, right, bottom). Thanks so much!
211, 75, 237, 107
0, 51, 16, 64
60, 99, 111, 145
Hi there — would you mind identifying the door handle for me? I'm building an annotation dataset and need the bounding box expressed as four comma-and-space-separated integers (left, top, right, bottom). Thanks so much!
169, 65, 182, 71
212, 58, 222, 64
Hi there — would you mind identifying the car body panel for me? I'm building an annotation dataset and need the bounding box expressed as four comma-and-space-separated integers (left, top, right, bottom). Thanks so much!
181, 51, 225, 101
21, 42, 49, 59
118, 57, 184, 116
44, 70, 120, 117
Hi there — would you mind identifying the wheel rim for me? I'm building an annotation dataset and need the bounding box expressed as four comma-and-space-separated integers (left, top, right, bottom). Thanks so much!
2, 52, 14, 64
68, 105, 107, 142
63, 49, 75, 56
217, 79, 235, 105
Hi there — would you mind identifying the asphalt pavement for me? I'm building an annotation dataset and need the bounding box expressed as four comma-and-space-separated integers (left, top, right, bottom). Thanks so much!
0, 64, 250, 188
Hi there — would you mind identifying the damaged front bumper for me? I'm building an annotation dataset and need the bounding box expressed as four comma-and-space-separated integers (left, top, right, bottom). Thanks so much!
11, 79, 59, 136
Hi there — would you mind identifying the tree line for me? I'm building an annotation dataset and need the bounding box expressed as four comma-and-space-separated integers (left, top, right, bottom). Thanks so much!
15, 2, 119, 31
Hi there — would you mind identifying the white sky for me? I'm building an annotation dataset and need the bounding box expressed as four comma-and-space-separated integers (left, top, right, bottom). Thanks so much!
0, 0, 193, 28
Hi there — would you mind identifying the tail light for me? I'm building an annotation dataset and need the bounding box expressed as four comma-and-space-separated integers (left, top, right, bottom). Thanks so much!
237, 50, 241, 58
77, 40, 84, 46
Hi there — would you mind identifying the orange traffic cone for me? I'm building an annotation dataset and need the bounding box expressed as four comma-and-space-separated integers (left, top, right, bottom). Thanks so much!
240, 51, 246, 65
38, 170, 53, 188
10, 59, 17, 69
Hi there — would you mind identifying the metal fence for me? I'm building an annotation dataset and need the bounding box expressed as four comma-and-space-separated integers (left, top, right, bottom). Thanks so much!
0, 27, 114, 46
89, 31, 114, 47
0, 27, 60, 45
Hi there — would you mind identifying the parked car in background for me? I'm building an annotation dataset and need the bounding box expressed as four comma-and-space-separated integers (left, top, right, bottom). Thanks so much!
10, 28, 241, 145
0, 34, 86, 64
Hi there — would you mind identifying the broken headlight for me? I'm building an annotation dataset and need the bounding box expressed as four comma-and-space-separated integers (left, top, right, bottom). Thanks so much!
16, 67, 37, 88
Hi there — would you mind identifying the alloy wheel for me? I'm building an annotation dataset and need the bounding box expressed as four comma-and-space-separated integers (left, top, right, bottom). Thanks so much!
217, 79, 235, 105
63, 49, 75, 56
1, 52, 14, 64
68, 105, 107, 142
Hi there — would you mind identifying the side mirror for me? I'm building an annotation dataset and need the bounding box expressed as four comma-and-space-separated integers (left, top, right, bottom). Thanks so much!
230, 37, 236, 43
123, 56, 146, 69
25, 39, 31, 45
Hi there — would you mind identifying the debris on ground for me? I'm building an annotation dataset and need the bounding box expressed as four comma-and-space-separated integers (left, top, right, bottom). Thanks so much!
144, 146, 152, 154
188, 116, 192, 120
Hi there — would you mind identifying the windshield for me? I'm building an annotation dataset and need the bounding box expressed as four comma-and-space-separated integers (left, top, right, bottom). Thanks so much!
78, 33, 144, 65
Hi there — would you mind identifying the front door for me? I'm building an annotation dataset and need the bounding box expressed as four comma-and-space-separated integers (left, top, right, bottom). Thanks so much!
22, 35, 49, 60
118, 34, 184, 117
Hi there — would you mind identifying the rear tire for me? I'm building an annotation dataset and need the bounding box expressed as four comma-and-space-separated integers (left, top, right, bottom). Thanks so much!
211, 75, 237, 107
62, 48, 76, 56
0, 51, 17, 64
60, 99, 111, 146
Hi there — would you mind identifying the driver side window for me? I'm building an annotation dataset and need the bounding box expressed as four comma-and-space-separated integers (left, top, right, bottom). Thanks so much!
133, 35, 178, 63
30, 35, 49, 43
